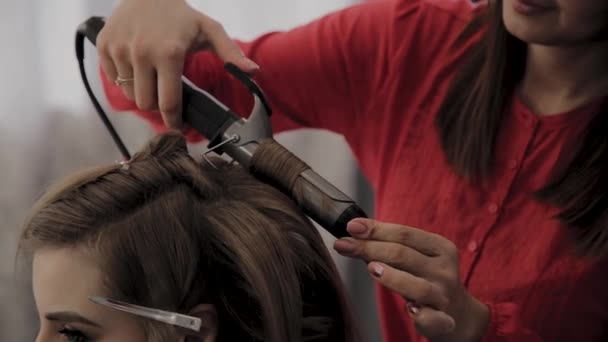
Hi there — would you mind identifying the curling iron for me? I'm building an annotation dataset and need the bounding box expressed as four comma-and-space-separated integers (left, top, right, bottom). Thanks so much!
75, 17, 367, 238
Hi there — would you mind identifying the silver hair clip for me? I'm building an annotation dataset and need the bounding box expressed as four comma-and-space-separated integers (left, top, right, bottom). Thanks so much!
202, 134, 239, 169
89, 296, 201, 332
117, 159, 131, 172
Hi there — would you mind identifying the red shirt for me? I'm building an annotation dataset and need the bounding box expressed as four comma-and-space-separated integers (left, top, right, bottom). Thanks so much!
102, 0, 608, 341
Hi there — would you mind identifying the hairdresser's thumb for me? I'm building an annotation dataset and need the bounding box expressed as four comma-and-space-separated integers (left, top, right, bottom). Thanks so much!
198, 15, 260, 74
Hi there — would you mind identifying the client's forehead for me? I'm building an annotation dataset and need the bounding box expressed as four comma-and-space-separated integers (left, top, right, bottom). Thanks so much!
31, 248, 152, 341
32, 247, 107, 319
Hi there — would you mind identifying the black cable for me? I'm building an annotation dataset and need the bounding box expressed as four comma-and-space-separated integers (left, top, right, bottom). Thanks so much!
76, 30, 131, 160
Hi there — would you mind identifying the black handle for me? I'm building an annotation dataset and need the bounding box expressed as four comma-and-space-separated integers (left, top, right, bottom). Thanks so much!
79, 16, 105, 45
181, 81, 240, 145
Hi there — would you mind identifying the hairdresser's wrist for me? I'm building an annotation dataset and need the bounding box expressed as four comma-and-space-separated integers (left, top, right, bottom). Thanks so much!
451, 296, 490, 342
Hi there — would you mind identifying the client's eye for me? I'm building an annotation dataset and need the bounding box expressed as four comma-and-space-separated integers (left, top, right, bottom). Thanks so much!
59, 328, 89, 342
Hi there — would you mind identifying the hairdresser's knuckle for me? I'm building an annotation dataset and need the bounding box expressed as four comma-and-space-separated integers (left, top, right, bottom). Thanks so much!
384, 245, 406, 264
415, 281, 436, 304
136, 97, 157, 111
428, 284, 450, 310
159, 98, 179, 114
434, 257, 455, 278
205, 17, 223, 31
204, 18, 223, 32
131, 41, 153, 61
160, 42, 186, 62
96, 30, 111, 53
109, 43, 131, 60
356, 241, 371, 258
442, 240, 458, 258
395, 228, 414, 244
367, 220, 381, 237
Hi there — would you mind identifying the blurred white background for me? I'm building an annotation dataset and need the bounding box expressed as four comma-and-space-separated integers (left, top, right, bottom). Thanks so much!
0, 1, 379, 341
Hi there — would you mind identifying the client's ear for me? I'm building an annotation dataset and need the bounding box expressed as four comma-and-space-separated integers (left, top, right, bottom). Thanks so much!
180, 304, 218, 342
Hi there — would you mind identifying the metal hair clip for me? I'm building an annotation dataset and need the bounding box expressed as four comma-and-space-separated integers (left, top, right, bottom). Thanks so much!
118, 159, 131, 172
89, 296, 201, 332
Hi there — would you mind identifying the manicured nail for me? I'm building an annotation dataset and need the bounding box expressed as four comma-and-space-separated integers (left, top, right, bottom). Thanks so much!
370, 262, 384, 278
243, 58, 260, 70
407, 302, 420, 315
445, 317, 456, 332
347, 221, 368, 236
334, 238, 357, 254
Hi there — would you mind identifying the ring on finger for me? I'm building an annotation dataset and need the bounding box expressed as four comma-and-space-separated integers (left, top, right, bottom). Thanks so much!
114, 75, 134, 86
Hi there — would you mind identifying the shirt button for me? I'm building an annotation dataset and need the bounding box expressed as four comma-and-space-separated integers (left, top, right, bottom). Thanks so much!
467, 241, 478, 253
507, 159, 518, 170
488, 203, 498, 214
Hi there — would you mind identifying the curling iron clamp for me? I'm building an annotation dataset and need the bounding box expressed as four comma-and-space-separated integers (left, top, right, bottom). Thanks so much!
76, 17, 367, 239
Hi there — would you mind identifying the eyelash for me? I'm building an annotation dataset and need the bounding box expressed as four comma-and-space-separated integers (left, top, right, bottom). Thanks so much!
59, 328, 89, 342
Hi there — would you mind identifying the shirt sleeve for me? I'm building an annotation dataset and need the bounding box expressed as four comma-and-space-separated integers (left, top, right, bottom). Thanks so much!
481, 302, 543, 342
101, 0, 401, 143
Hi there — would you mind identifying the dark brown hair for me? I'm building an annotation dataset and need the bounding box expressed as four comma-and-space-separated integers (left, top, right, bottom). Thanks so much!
436, 1, 608, 256
20, 132, 359, 342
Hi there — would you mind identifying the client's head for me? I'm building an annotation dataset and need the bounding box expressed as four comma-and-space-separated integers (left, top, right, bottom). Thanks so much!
21, 132, 357, 342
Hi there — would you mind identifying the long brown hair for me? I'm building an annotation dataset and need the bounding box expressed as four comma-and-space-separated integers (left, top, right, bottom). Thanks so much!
20, 132, 359, 342
436, 1, 608, 256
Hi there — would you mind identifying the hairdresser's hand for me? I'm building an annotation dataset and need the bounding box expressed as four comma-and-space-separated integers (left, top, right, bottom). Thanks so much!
333, 219, 489, 342
97, 0, 260, 128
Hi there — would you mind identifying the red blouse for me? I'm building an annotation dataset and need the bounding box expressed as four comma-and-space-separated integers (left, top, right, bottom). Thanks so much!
101, 0, 608, 341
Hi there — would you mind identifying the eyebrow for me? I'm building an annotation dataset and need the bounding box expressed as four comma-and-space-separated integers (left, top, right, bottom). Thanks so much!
45, 311, 102, 328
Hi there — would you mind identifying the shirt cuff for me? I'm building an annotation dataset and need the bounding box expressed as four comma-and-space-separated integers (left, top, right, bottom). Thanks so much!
481, 302, 542, 342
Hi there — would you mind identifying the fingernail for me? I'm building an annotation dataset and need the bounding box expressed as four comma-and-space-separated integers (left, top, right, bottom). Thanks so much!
347, 221, 368, 236
243, 58, 260, 70
370, 262, 384, 278
446, 317, 456, 332
407, 302, 420, 315
334, 238, 357, 254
